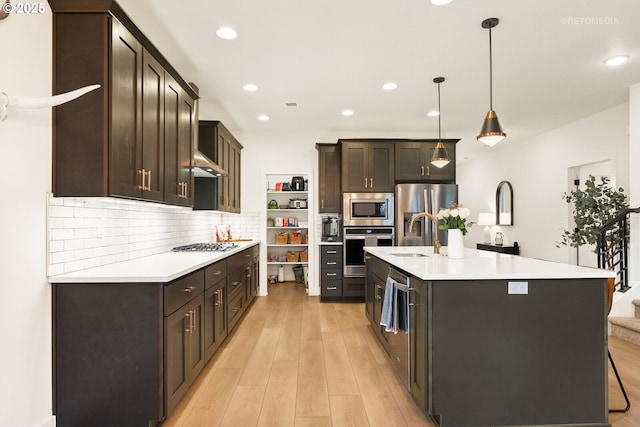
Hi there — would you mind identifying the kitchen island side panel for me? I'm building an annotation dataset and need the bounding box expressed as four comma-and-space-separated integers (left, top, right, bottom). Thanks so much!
53, 283, 164, 427
429, 279, 609, 427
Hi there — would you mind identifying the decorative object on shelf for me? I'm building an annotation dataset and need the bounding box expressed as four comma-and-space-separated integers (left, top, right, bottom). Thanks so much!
430, 77, 450, 168
447, 229, 465, 259
477, 17, 506, 146
1, 84, 100, 121
477, 212, 496, 243
496, 180, 514, 225
268, 199, 278, 209
495, 232, 504, 246
275, 232, 288, 245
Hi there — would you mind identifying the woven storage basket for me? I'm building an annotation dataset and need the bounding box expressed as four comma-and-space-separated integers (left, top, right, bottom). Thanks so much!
275, 232, 288, 245
287, 251, 299, 262
300, 250, 308, 262
290, 232, 302, 245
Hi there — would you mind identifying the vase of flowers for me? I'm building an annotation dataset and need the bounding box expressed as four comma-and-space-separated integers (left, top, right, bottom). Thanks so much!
437, 203, 473, 259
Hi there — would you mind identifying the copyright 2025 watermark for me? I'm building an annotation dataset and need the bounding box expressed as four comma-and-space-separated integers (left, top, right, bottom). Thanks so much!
2, 2, 47, 15
561, 16, 620, 25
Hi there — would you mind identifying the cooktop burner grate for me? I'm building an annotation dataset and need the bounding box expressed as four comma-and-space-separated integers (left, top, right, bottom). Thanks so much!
171, 242, 238, 252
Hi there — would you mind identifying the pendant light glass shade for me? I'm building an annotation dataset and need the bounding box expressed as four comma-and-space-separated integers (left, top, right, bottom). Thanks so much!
477, 18, 506, 146
430, 77, 450, 168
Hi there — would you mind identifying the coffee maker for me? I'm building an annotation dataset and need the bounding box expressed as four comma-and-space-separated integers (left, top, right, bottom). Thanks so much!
322, 216, 341, 241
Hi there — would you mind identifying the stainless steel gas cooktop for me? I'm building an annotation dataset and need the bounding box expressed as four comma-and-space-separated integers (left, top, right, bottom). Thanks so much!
171, 242, 238, 252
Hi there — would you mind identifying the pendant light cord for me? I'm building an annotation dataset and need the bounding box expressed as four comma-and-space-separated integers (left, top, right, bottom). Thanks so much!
489, 26, 493, 110
437, 81, 442, 140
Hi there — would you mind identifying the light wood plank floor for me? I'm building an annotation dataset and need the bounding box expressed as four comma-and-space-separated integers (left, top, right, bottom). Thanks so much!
163, 282, 640, 427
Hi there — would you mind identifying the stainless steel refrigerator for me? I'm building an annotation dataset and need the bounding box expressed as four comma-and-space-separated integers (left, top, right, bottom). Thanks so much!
395, 183, 458, 246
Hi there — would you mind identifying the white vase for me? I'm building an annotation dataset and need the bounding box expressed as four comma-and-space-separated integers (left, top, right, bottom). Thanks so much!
447, 229, 464, 259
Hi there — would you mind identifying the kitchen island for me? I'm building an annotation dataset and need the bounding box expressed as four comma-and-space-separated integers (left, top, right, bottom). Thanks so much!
364, 246, 613, 427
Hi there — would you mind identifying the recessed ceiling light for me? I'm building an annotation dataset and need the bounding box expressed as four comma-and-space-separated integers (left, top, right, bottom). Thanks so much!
427, 110, 440, 117
243, 83, 258, 92
382, 82, 398, 91
430, 0, 453, 5
258, 115, 270, 121
216, 27, 238, 40
604, 55, 629, 66
342, 110, 354, 116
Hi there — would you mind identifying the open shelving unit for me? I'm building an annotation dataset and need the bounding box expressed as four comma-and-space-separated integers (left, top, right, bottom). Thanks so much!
265, 174, 310, 288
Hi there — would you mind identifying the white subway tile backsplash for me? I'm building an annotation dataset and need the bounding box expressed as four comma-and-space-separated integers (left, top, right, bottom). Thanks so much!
47, 195, 261, 276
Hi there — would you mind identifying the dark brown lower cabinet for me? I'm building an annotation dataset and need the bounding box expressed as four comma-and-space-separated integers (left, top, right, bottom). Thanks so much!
165, 293, 204, 416
53, 245, 260, 427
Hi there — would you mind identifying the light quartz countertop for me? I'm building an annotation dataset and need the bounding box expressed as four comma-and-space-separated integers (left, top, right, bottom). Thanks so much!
318, 241, 343, 245
364, 246, 615, 281
49, 241, 259, 284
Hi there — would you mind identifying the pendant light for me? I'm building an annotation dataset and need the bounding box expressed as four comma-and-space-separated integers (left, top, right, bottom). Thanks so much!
477, 17, 506, 146
430, 77, 450, 168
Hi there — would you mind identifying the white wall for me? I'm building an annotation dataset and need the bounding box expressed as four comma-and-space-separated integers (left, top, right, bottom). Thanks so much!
0, 11, 54, 427
458, 103, 630, 264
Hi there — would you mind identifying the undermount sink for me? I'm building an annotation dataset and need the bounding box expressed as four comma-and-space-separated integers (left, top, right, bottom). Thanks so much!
391, 252, 429, 257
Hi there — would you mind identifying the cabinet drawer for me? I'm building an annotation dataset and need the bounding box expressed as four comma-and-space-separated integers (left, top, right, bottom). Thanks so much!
227, 269, 246, 300
366, 254, 389, 284
205, 260, 227, 289
321, 280, 343, 297
321, 258, 342, 269
321, 268, 343, 280
164, 270, 204, 315
321, 245, 342, 259
228, 248, 254, 273
227, 291, 245, 332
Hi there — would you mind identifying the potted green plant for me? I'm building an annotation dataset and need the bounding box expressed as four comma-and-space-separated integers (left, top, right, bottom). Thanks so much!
557, 175, 629, 262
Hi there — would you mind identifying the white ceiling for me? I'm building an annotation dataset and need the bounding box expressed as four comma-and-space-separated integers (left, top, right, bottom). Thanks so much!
117, 0, 640, 162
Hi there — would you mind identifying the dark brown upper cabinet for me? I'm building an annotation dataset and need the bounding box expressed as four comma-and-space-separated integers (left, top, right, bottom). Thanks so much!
50, 1, 198, 205
395, 139, 458, 183
316, 143, 342, 213
340, 140, 395, 192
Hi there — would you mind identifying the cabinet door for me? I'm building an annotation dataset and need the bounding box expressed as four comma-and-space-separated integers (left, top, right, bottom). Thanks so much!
317, 144, 342, 213
231, 142, 241, 212
217, 129, 231, 211
395, 143, 425, 181
368, 142, 395, 191
164, 76, 194, 206
177, 91, 195, 205
165, 305, 190, 415
365, 268, 374, 323
110, 18, 143, 199
186, 295, 205, 382
341, 142, 368, 192
372, 274, 390, 348
141, 51, 165, 202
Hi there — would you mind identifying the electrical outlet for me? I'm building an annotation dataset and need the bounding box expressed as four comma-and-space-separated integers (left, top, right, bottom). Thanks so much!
508, 281, 528, 294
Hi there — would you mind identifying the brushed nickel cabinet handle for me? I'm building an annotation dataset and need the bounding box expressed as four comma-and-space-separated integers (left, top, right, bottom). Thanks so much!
185, 311, 192, 332
370, 178, 373, 188
375, 284, 382, 300
147, 170, 152, 191
326, 261, 337, 265
421, 166, 425, 176
426, 166, 430, 176
327, 250, 337, 254
183, 285, 195, 293
326, 273, 337, 276
213, 270, 222, 275
327, 286, 337, 290
321, 200, 324, 209
232, 307, 240, 313
364, 177, 368, 188
138, 169, 145, 190
191, 309, 196, 332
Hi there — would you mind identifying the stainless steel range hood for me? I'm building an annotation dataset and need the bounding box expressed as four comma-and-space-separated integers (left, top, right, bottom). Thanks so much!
193, 150, 227, 178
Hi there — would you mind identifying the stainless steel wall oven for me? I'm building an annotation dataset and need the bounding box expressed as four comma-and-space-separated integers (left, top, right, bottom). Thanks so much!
343, 227, 394, 277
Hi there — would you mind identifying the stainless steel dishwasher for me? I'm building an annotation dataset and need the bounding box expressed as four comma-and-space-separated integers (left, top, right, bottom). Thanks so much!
387, 267, 411, 391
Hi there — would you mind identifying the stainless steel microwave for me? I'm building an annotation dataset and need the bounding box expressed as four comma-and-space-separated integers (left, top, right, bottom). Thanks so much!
343, 192, 394, 226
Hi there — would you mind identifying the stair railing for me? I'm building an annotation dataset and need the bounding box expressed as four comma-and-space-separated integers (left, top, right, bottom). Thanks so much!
596, 207, 640, 293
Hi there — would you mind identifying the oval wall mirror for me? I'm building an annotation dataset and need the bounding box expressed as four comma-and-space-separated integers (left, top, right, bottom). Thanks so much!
496, 181, 513, 225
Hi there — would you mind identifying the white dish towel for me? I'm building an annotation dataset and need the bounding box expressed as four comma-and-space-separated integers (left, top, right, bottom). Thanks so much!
380, 276, 398, 334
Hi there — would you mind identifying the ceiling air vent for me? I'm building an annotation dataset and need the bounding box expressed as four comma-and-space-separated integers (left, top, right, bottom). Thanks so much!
285, 102, 299, 108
